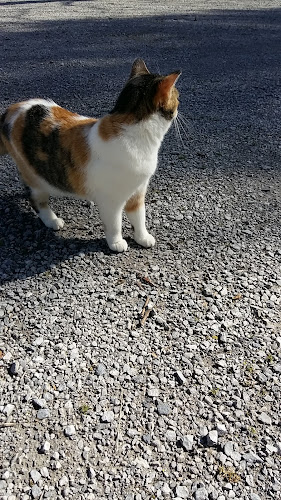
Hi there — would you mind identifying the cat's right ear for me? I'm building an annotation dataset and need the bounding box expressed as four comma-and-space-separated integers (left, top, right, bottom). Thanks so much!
130, 58, 150, 79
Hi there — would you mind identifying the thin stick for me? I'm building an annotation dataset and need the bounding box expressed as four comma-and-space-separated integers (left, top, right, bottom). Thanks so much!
0, 422, 16, 428
141, 296, 150, 317
140, 308, 151, 326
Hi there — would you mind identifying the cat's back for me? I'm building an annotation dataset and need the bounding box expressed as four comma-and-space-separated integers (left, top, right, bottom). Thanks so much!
1, 99, 99, 194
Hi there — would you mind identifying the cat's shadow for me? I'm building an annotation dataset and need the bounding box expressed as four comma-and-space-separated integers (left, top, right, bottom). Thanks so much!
0, 192, 124, 283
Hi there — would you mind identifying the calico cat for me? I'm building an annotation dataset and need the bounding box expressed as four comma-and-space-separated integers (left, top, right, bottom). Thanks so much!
0, 59, 180, 252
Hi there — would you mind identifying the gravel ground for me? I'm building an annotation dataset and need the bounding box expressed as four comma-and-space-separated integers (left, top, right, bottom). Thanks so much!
0, 1, 281, 499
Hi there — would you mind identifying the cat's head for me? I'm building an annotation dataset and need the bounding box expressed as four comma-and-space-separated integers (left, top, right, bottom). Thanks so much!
111, 58, 181, 122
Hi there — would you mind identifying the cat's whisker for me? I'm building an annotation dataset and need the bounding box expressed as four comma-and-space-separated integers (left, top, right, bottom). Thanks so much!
177, 113, 191, 136
177, 111, 190, 127
177, 117, 190, 143
173, 117, 186, 150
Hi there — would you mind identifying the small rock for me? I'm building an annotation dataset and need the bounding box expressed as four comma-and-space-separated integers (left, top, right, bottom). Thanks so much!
95, 363, 106, 376
30, 470, 41, 483
40, 467, 49, 478
224, 441, 241, 462
250, 494, 262, 500
219, 331, 227, 343
181, 434, 194, 451
0, 480, 7, 490
40, 441, 50, 454
266, 443, 278, 454
195, 487, 208, 500
31, 485, 42, 498
162, 482, 171, 496
166, 430, 177, 441
64, 425, 76, 437
8, 361, 19, 376
175, 370, 186, 385
133, 457, 149, 468
37, 408, 50, 420
87, 467, 95, 479
142, 434, 152, 444
101, 411, 115, 423
216, 423, 227, 436
147, 388, 159, 397
175, 485, 189, 498
258, 412, 272, 425
4, 403, 15, 417
206, 430, 218, 447
157, 402, 171, 416
59, 475, 68, 487
32, 398, 47, 410
242, 452, 262, 463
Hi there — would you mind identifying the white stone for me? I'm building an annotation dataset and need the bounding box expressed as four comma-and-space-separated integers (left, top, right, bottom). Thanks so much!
30, 470, 41, 483
42, 441, 50, 453
162, 482, 171, 496
175, 485, 189, 498
258, 412, 272, 425
101, 411, 115, 423
64, 425, 76, 436
206, 430, 218, 447
4, 404, 15, 417
40, 467, 49, 478
147, 388, 159, 397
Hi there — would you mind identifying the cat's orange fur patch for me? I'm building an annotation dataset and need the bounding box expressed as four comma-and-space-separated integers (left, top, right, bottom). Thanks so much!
38, 106, 98, 195
98, 113, 134, 141
125, 192, 145, 212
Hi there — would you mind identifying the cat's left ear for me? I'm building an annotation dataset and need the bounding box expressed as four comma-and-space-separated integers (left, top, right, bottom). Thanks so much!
158, 71, 181, 96
130, 58, 150, 79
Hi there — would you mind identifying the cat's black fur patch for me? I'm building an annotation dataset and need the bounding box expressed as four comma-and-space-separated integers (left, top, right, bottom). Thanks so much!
110, 74, 161, 121
22, 105, 73, 192
0, 112, 10, 139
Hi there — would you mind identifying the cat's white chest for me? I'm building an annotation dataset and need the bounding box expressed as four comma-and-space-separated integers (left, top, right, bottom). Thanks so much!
86, 113, 170, 199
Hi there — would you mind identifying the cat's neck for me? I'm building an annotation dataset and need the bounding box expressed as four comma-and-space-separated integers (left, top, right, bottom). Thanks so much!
125, 112, 172, 144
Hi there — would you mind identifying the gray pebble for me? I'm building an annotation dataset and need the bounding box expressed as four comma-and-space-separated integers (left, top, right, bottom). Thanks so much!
181, 434, 194, 451
95, 363, 106, 376
157, 402, 171, 416
195, 487, 208, 500
37, 408, 50, 419
243, 452, 263, 463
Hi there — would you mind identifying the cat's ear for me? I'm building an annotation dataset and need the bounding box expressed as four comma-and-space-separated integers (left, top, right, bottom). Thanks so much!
156, 71, 181, 101
130, 58, 150, 79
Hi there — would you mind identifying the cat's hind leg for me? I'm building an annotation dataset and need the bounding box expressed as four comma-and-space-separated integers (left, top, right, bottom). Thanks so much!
29, 188, 64, 230
125, 187, 155, 248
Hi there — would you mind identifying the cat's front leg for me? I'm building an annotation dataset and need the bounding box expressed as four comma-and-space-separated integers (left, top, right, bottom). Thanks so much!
125, 189, 155, 249
96, 198, 128, 252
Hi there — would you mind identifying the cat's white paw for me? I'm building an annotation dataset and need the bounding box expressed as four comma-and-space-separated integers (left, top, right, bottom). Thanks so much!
109, 239, 128, 253
135, 233, 156, 248
49, 217, 65, 230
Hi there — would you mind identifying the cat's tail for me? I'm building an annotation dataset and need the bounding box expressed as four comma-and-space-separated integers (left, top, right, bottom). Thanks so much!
0, 112, 8, 155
